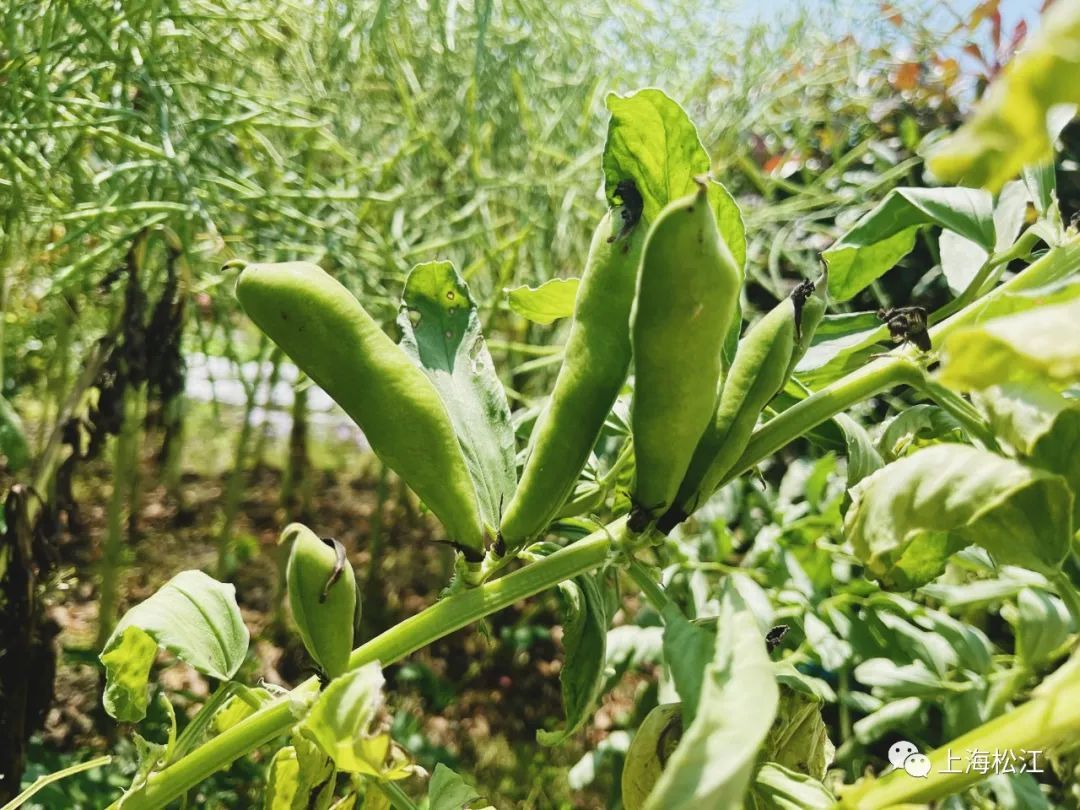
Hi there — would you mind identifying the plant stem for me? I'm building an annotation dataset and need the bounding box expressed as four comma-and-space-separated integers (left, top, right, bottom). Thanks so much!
626, 558, 670, 613
108, 518, 628, 810
376, 779, 419, 810
840, 656, 1080, 808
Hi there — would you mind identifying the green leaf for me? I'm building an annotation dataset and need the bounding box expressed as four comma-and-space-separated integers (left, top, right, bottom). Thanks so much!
834, 413, 883, 489
505, 277, 579, 324
803, 613, 852, 672
980, 382, 1080, 524
993, 180, 1031, 253
398, 261, 517, 531
303, 662, 384, 774
988, 773, 1053, 810
845, 444, 1073, 590
939, 229, 988, 296
793, 312, 885, 387
660, 603, 715, 727
645, 591, 779, 810
749, 763, 835, 810
926, 0, 1080, 191
264, 746, 301, 810
538, 574, 609, 745
1013, 588, 1073, 669
853, 658, 957, 699
940, 300, 1080, 390
877, 405, 963, 461
99, 571, 249, 722
602, 88, 746, 270
428, 763, 482, 810
824, 187, 995, 302
851, 697, 923, 745
761, 686, 834, 780
0, 394, 29, 472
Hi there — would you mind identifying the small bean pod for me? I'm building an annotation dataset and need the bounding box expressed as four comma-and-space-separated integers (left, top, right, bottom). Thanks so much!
236, 262, 485, 554
630, 181, 741, 523
284, 523, 358, 680
660, 278, 827, 529
499, 199, 646, 548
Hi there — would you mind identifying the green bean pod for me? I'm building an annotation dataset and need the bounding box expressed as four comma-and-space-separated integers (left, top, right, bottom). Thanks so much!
630, 182, 741, 522
499, 205, 646, 547
284, 523, 357, 679
661, 278, 827, 528
236, 262, 485, 553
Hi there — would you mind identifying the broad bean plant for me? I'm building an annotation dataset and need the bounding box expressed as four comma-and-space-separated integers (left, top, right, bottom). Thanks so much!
69, 4, 1080, 809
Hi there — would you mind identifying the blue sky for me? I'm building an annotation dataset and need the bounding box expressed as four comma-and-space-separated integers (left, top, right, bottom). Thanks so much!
734, 0, 1044, 34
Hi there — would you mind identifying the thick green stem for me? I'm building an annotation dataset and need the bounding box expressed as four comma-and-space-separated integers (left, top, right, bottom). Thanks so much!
840, 658, 1080, 808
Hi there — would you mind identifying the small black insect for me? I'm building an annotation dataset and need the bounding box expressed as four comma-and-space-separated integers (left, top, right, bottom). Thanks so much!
878, 306, 931, 352
765, 624, 789, 654
609, 179, 644, 243
790, 279, 816, 341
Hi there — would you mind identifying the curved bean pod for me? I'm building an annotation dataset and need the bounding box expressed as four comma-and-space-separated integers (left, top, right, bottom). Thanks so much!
237, 262, 485, 553
499, 202, 646, 548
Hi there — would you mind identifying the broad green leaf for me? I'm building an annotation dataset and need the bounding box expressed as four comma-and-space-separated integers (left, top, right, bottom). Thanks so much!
538, 574, 609, 745
398, 261, 517, 531
645, 591, 779, 810
265, 746, 301, 810
914, 611, 993, 675
877, 405, 963, 461
761, 686, 834, 780
940, 300, 1080, 390
1013, 588, 1073, 669
834, 414, 883, 488
824, 187, 994, 302
660, 603, 715, 727
980, 382, 1080, 523
926, 0, 1080, 191
304, 663, 403, 777
846, 444, 1073, 590
794, 312, 885, 387
993, 180, 1031, 253
939, 229, 988, 296
988, 773, 1053, 810
853, 658, 957, 699
851, 697, 923, 744
0, 394, 29, 472
803, 613, 851, 672
748, 763, 834, 810
428, 763, 483, 810
602, 88, 746, 270
100, 571, 249, 722
505, 277, 579, 324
